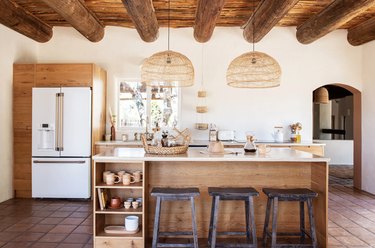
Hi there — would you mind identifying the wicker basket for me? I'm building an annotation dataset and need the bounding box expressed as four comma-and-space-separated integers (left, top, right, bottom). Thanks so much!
141, 134, 189, 155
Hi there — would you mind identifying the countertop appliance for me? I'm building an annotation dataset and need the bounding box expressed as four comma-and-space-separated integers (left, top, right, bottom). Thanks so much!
217, 130, 235, 141
32, 87, 92, 198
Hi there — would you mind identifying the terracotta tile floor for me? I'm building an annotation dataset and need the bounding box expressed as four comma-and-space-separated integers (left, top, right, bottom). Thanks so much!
0, 199, 92, 248
0, 185, 374, 247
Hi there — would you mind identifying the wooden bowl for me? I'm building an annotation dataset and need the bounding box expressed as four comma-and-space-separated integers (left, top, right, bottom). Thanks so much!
197, 91, 207, 97
195, 123, 208, 130
196, 106, 208, 113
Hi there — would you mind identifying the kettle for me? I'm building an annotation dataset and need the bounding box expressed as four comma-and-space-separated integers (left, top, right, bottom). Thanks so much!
272, 126, 284, 143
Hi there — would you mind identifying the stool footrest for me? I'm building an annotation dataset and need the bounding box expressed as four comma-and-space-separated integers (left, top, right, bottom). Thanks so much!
214, 243, 257, 248
271, 245, 316, 248
266, 230, 311, 237
157, 243, 195, 247
217, 231, 247, 236
159, 231, 193, 237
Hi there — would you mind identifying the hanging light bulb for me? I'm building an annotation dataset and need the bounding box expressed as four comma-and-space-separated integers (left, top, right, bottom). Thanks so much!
141, 0, 194, 87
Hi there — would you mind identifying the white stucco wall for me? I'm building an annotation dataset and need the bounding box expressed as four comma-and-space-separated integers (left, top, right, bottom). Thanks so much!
1, 25, 373, 201
0, 26, 37, 202
362, 41, 375, 194
37, 27, 363, 141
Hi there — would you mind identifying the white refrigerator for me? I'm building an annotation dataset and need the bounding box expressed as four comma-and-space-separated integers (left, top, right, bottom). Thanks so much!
32, 87, 92, 198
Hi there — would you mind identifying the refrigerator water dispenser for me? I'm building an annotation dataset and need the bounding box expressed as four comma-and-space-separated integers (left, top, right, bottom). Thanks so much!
37, 124, 55, 150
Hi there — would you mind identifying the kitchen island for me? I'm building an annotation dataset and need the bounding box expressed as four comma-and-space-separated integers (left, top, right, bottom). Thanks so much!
93, 147, 329, 248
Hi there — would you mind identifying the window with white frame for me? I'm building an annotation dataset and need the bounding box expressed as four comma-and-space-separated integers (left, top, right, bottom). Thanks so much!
118, 80, 180, 130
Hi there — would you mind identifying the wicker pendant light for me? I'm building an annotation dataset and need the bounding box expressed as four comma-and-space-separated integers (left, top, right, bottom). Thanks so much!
226, 0, 281, 88
227, 51, 281, 88
141, 0, 194, 87
313, 87, 329, 104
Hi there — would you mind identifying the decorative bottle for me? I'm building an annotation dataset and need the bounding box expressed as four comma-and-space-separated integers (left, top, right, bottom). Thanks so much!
110, 124, 116, 141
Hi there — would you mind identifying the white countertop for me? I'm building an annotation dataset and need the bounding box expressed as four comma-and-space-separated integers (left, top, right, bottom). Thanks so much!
93, 147, 330, 163
95, 140, 326, 147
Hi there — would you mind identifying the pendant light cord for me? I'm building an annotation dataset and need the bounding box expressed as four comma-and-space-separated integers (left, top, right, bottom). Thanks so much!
201, 44, 204, 87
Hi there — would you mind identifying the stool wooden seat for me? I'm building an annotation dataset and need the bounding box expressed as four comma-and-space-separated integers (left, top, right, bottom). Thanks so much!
151, 187, 200, 248
208, 187, 259, 248
262, 188, 318, 248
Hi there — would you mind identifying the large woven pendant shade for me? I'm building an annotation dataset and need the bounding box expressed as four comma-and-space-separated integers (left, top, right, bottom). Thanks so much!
227, 51, 281, 88
141, 50, 194, 87
313, 87, 329, 104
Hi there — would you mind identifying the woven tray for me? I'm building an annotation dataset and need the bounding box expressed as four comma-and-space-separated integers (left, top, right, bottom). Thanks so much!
141, 134, 189, 155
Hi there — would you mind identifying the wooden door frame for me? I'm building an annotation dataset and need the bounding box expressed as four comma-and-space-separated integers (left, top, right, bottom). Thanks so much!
313, 84, 362, 190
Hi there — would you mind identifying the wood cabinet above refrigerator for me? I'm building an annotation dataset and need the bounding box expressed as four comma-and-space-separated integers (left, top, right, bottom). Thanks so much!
13, 63, 107, 198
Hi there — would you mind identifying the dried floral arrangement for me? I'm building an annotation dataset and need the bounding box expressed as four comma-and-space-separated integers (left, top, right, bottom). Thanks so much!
290, 122, 302, 134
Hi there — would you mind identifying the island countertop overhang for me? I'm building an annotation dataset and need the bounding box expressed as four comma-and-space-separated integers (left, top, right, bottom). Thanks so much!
93, 147, 330, 163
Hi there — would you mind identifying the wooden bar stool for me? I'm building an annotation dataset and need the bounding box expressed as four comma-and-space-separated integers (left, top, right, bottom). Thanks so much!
151, 187, 200, 248
208, 187, 259, 248
262, 188, 318, 248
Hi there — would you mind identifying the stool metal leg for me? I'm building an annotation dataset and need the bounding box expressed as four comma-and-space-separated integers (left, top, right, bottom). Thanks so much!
208, 197, 216, 245
152, 197, 162, 248
190, 196, 199, 248
271, 197, 278, 248
211, 196, 220, 248
307, 198, 318, 248
300, 201, 305, 242
263, 197, 272, 246
249, 196, 257, 247
245, 198, 250, 242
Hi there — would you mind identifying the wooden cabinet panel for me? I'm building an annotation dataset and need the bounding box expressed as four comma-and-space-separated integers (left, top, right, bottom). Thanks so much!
95, 238, 143, 248
95, 145, 113, 155
35, 64, 93, 87
293, 146, 324, 156
92, 65, 107, 156
13, 64, 35, 198
13, 63, 107, 198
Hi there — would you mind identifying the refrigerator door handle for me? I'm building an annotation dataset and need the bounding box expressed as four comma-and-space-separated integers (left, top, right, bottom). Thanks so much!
55, 93, 60, 151
60, 92, 64, 151
33, 160, 86, 164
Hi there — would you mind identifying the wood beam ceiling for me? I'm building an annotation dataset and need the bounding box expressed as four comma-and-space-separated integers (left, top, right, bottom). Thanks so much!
348, 16, 375, 46
243, 0, 299, 43
121, 0, 159, 43
0, 0, 52, 43
194, 0, 226, 43
41, 0, 104, 42
2, 0, 375, 45
296, 0, 375, 44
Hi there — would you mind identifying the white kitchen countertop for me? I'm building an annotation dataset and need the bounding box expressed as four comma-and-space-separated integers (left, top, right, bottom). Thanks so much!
93, 147, 329, 163
95, 140, 326, 147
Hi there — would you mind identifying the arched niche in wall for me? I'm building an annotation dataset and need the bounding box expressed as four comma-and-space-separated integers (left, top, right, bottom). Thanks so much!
312, 84, 362, 190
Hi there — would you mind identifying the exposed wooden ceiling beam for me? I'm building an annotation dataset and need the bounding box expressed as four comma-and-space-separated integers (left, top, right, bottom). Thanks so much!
122, 0, 159, 42
0, 0, 52, 43
194, 0, 226, 43
296, 0, 375, 44
41, 0, 104, 42
348, 17, 375, 46
243, 0, 299, 43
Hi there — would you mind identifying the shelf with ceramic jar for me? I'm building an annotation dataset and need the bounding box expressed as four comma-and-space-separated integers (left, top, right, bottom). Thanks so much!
93, 160, 145, 248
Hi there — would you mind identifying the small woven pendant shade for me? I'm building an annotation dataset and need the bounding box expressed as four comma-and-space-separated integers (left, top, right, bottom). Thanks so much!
141, 50, 194, 87
226, 51, 281, 88
313, 87, 329, 104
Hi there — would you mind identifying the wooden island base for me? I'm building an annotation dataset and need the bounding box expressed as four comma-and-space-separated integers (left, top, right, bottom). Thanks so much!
146, 161, 327, 247
93, 148, 328, 248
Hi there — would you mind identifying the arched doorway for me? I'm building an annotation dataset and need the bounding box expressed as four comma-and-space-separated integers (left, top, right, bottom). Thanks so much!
313, 84, 362, 189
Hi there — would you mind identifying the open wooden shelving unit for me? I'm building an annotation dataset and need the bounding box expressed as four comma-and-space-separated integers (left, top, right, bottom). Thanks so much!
93, 161, 146, 248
